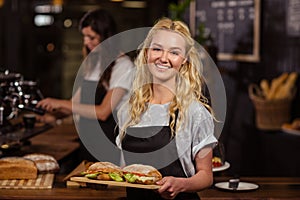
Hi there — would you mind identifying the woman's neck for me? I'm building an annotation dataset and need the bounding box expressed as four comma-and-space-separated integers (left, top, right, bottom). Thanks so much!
150, 83, 175, 104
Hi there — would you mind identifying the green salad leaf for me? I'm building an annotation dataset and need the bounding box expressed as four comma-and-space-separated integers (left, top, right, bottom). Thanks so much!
109, 172, 124, 182
124, 173, 137, 183
85, 173, 99, 179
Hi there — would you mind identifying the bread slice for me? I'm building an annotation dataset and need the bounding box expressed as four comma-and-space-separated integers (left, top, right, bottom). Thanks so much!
0, 157, 38, 179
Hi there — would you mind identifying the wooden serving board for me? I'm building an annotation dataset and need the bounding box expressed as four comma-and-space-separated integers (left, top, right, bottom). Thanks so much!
70, 177, 160, 190
0, 174, 54, 189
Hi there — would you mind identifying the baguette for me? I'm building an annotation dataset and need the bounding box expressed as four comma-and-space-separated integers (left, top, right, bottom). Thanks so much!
266, 73, 289, 100
274, 72, 298, 99
260, 79, 270, 98
0, 157, 38, 179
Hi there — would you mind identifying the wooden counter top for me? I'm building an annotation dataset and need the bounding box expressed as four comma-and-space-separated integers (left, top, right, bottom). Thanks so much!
0, 122, 299, 199
201, 177, 300, 199
0, 119, 80, 162
0, 176, 299, 199
27, 121, 80, 161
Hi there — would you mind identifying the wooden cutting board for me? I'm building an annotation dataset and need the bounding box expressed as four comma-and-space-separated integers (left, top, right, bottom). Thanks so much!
0, 174, 54, 189
70, 177, 160, 190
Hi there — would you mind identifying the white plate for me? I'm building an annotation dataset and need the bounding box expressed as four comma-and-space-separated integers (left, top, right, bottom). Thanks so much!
213, 161, 230, 172
282, 124, 300, 136
215, 181, 259, 191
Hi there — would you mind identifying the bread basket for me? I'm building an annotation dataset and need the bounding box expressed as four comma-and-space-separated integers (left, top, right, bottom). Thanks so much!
248, 84, 294, 130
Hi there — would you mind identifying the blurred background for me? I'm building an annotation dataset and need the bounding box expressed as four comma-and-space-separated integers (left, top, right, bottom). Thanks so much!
0, 0, 173, 99
0, 0, 300, 177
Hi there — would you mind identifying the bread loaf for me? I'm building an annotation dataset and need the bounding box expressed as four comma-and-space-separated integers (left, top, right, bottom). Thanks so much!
23, 153, 60, 173
0, 157, 38, 179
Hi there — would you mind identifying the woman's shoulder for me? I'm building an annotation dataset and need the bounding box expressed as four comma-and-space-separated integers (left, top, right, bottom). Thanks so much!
115, 55, 134, 68
110, 55, 135, 81
188, 100, 208, 111
187, 100, 212, 120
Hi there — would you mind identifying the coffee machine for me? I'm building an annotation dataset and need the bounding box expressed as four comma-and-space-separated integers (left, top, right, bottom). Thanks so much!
0, 70, 45, 128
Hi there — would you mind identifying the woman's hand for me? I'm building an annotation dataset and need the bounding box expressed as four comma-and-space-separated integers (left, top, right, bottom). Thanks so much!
155, 148, 214, 199
156, 176, 186, 199
37, 98, 63, 112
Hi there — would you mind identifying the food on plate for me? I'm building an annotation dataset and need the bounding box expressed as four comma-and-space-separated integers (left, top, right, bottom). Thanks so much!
23, 153, 60, 173
0, 157, 38, 179
291, 118, 300, 130
82, 161, 123, 182
212, 156, 223, 168
122, 164, 162, 185
282, 118, 300, 136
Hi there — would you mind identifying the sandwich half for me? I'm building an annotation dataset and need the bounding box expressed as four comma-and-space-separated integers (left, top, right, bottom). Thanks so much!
122, 164, 162, 185
82, 161, 123, 182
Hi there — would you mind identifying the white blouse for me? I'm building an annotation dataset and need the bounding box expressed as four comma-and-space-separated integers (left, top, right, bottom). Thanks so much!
117, 100, 217, 177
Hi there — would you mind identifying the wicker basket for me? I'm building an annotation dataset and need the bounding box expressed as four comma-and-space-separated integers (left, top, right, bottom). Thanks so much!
248, 84, 293, 130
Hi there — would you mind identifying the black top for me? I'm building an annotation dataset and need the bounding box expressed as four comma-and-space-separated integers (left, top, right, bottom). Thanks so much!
122, 112, 200, 200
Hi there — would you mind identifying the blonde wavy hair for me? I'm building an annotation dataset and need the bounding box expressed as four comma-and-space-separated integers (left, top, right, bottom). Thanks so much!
120, 17, 212, 140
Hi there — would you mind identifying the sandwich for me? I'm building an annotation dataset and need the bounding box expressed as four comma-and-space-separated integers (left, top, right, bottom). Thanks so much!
82, 161, 123, 182
122, 164, 162, 185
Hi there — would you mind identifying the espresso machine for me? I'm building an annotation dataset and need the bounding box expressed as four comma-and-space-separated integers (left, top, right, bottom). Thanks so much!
0, 70, 49, 156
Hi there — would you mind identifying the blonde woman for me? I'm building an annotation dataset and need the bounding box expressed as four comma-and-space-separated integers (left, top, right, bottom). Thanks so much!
117, 18, 217, 199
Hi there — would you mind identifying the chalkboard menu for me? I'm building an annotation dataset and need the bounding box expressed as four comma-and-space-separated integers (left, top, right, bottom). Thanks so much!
287, 0, 300, 37
189, 0, 261, 62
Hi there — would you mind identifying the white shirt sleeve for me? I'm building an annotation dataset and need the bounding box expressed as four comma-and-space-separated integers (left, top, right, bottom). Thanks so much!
177, 101, 218, 176
189, 102, 217, 159
109, 55, 134, 91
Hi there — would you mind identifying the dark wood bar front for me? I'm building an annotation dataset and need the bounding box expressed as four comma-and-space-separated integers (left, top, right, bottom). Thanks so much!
0, 122, 299, 200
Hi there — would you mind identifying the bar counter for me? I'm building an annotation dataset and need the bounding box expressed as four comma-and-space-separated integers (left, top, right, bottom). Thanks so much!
1, 176, 299, 200
0, 122, 299, 199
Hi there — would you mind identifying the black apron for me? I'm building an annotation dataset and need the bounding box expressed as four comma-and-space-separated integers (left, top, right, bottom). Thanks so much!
78, 79, 117, 161
122, 112, 200, 200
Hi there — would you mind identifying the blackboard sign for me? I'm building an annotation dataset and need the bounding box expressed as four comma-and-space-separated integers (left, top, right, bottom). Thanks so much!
287, 0, 300, 37
189, 0, 261, 62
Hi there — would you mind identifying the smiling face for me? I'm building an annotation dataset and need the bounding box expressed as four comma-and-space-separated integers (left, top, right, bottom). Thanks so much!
81, 26, 101, 51
147, 30, 187, 84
